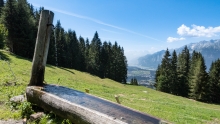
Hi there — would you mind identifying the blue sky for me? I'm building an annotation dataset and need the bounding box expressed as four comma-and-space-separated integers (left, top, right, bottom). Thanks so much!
27, 0, 220, 65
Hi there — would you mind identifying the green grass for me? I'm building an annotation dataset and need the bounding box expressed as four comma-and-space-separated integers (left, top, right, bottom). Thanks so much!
0, 50, 220, 124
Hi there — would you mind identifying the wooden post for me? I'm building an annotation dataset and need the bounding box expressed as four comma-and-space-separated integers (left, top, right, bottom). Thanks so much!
29, 10, 54, 86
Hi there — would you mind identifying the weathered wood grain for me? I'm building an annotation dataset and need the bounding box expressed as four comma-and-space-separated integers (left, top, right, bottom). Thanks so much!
26, 85, 165, 124
29, 10, 54, 86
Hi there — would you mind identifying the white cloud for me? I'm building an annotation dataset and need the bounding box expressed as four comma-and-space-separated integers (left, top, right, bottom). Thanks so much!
177, 24, 220, 37
167, 37, 185, 42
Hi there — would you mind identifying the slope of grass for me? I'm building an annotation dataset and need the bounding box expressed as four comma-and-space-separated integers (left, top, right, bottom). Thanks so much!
0, 50, 220, 124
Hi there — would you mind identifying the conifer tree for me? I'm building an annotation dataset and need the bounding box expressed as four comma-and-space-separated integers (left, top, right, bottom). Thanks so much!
130, 78, 134, 85
16, 0, 35, 58
88, 31, 102, 76
1, 0, 35, 58
154, 64, 161, 88
134, 78, 138, 85
103, 42, 112, 79
78, 36, 86, 71
170, 50, 178, 95
1, 0, 17, 52
130, 77, 138, 85
188, 51, 199, 98
67, 30, 79, 69
208, 59, 220, 103
47, 29, 56, 65
55, 21, 66, 67
156, 48, 171, 93
0, 24, 7, 49
0, 0, 4, 16
116, 46, 127, 83
85, 38, 90, 72
100, 41, 109, 78
188, 52, 208, 101
177, 46, 190, 97
120, 47, 128, 83
110, 42, 121, 82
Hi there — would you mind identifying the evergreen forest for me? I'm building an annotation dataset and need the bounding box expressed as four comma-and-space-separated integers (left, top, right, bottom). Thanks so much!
0, 0, 127, 83
155, 46, 220, 104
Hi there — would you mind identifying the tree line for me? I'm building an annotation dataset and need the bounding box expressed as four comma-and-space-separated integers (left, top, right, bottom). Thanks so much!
0, 0, 127, 83
155, 46, 220, 103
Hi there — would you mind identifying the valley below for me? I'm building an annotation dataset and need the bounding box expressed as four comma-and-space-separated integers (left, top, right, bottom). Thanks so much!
127, 66, 155, 88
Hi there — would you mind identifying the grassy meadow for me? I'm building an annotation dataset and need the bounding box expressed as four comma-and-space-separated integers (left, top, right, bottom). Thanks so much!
0, 50, 220, 124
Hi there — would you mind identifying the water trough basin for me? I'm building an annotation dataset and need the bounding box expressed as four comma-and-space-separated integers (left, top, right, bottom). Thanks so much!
26, 84, 164, 124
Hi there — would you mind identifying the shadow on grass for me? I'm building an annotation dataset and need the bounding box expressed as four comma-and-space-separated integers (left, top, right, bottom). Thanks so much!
46, 64, 56, 69
0, 50, 10, 61
58, 67, 75, 74
13, 53, 32, 62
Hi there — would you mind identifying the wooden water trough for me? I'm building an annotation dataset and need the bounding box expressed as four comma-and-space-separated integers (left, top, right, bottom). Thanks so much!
26, 10, 167, 124
26, 85, 165, 124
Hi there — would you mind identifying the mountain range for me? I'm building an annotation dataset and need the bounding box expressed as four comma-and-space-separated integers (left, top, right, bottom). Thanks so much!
138, 39, 220, 70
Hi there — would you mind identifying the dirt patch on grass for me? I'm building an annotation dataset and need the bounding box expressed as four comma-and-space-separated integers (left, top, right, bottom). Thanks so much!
143, 91, 148, 93
0, 119, 23, 124
188, 98, 196, 102
118, 94, 125, 97
207, 118, 220, 124
140, 98, 146, 101
131, 94, 136, 96
0, 101, 4, 105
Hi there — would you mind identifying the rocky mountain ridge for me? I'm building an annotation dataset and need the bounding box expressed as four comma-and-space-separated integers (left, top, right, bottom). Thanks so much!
138, 39, 220, 70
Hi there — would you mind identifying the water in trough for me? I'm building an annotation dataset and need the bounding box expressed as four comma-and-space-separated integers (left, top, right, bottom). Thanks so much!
43, 84, 162, 124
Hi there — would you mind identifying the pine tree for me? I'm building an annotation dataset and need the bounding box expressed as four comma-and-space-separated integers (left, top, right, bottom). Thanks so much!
188, 51, 199, 98
85, 38, 90, 72
116, 46, 127, 83
60, 29, 68, 67
1, 0, 35, 58
120, 47, 127, 83
67, 30, 79, 69
88, 31, 102, 76
177, 46, 190, 97
100, 41, 109, 78
170, 50, 178, 95
0, 24, 7, 49
1, 0, 17, 52
156, 48, 172, 93
55, 21, 66, 67
16, 0, 35, 58
109, 42, 122, 82
130, 77, 138, 85
0, 0, 4, 16
78, 36, 86, 71
130, 78, 134, 85
188, 52, 208, 101
208, 59, 220, 103
103, 42, 112, 79
134, 78, 138, 85
98, 41, 127, 83
154, 64, 161, 88
197, 55, 209, 101
47, 29, 56, 65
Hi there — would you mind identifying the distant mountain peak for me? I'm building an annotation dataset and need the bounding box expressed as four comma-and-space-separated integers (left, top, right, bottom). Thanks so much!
138, 39, 220, 70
